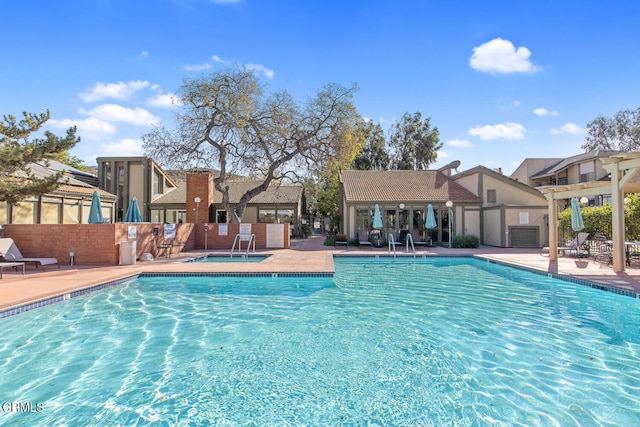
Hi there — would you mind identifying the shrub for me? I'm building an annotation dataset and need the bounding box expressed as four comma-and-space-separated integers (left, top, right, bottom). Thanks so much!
452, 234, 480, 248
324, 235, 336, 246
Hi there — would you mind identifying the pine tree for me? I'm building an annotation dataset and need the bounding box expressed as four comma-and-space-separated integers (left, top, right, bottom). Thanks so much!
0, 110, 80, 204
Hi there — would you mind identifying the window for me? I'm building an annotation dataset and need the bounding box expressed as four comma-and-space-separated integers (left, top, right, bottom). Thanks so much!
63, 200, 81, 224
13, 201, 36, 224
487, 189, 497, 203
217, 210, 227, 223
152, 170, 164, 195
258, 209, 276, 223
41, 197, 61, 224
356, 209, 371, 230
277, 209, 294, 224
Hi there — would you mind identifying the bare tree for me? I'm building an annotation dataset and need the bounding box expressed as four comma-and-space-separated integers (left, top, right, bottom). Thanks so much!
143, 66, 360, 223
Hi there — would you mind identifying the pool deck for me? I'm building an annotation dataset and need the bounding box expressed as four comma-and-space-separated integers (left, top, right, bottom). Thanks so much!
1, 236, 639, 313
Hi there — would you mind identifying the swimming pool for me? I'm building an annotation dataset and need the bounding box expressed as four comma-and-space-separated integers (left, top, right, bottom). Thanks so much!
1, 257, 639, 425
188, 254, 269, 263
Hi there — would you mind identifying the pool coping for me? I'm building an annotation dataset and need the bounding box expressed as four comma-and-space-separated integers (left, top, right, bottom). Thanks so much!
2, 253, 638, 319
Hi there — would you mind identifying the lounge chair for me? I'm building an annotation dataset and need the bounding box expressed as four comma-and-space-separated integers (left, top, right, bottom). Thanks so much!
334, 233, 348, 249
559, 232, 590, 257
357, 230, 372, 249
0, 238, 60, 271
409, 230, 431, 248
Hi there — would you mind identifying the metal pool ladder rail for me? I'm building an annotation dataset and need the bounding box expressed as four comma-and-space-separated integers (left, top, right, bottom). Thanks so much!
230, 233, 256, 257
405, 232, 416, 255
388, 233, 397, 258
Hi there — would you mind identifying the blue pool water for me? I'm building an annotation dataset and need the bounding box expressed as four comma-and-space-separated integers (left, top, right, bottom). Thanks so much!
1, 257, 639, 425
189, 254, 269, 263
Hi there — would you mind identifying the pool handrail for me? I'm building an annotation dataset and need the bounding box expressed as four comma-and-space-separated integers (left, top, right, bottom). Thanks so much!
245, 234, 256, 255
230, 233, 257, 257
405, 232, 416, 254
388, 233, 397, 258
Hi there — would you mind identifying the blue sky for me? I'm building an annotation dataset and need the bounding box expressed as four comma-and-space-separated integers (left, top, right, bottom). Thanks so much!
3, 0, 640, 175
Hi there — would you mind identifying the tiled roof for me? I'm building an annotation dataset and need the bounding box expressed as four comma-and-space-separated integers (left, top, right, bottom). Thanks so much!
340, 170, 482, 203
530, 149, 621, 179
150, 181, 303, 206
19, 161, 116, 200
151, 181, 187, 205
52, 184, 117, 200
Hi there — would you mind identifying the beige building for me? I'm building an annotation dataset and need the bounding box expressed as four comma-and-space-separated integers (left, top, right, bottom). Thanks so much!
339, 170, 482, 245
0, 160, 117, 225
96, 157, 177, 222
453, 166, 548, 247
511, 150, 620, 206
150, 177, 305, 235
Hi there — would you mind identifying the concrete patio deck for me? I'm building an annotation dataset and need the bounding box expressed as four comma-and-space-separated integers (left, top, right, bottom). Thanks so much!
1, 235, 639, 315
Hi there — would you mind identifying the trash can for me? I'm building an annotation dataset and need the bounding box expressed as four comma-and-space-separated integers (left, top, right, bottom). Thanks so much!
121, 240, 137, 265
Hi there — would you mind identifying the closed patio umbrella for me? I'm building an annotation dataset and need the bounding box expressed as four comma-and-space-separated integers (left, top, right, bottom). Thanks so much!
372, 204, 383, 229
88, 191, 104, 224
426, 204, 437, 229
571, 197, 584, 231
124, 196, 143, 222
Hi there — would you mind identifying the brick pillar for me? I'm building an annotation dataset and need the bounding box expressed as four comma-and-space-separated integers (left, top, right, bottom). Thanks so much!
186, 171, 213, 224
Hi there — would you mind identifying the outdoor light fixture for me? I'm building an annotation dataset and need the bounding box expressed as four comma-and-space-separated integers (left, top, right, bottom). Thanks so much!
399, 203, 405, 210
580, 196, 589, 204
194, 197, 201, 223
445, 200, 453, 249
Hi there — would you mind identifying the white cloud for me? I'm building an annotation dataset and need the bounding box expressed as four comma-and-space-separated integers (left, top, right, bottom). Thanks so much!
139, 51, 149, 59
437, 150, 449, 159
469, 122, 526, 140
79, 80, 150, 102
184, 63, 212, 71
447, 139, 474, 148
79, 104, 160, 126
470, 38, 539, 74
534, 108, 559, 116
49, 117, 116, 140
100, 139, 145, 156
212, 55, 226, 64
246, 63, 275, 79
551, 122, 584, 135
145, 93, 178, 108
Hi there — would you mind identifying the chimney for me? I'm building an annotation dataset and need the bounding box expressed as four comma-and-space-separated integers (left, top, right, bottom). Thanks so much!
186, 171, 213, 223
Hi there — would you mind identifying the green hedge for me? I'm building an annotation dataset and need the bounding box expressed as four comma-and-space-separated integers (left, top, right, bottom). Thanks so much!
452, 234, 480, 248
558, 194, 640, 242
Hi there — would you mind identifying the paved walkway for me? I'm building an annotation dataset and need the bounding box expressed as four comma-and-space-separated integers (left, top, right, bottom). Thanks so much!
1, 235, 639, 314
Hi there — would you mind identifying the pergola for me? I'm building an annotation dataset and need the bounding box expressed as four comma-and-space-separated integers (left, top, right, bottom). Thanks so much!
540, 151, 640, 272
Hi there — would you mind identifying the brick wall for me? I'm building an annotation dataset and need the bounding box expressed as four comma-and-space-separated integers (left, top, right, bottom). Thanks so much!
192, 223, 290, 250
186, 171, 213, 223
3, 223, 196, 265
2, 222, 288, 264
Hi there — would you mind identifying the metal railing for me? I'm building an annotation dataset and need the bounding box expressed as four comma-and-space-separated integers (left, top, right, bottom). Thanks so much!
388, 233, 397, 258
231, 233, 256, 257
405, 232, 415, 254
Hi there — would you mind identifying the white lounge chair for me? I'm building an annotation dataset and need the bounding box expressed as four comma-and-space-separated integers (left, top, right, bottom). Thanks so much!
0, 238, 60, 271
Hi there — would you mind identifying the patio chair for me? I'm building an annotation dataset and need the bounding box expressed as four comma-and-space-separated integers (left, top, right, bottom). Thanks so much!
409, 229, 431, 248
357, 230, 372, 249
559, 232, 590, 257
0, 238, 60, 271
